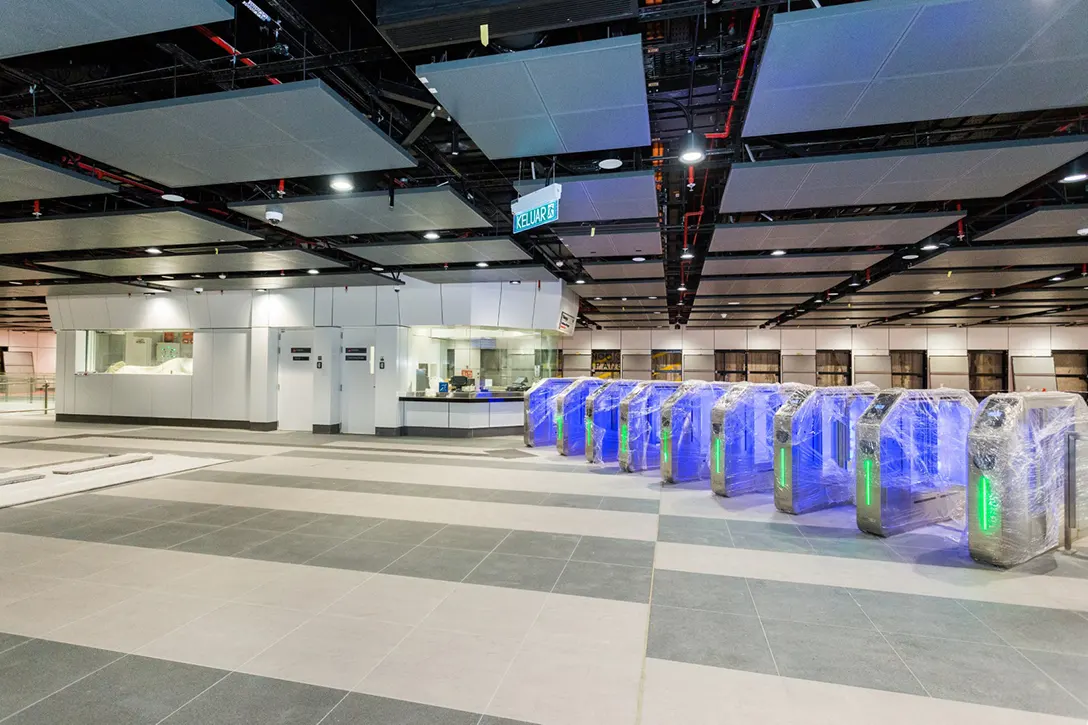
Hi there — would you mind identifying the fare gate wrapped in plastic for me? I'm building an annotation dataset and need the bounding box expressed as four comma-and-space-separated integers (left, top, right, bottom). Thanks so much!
660, 381, 734, 485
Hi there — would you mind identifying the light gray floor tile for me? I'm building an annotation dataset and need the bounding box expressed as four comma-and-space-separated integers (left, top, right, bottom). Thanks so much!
1020, 648, 1088, 708
0, 640, 122, 720
554, 560, 651, 603
478, 718, 539, 725
423, 525, 511, 552
170, 526, 280, 557
235, 533, 342, 565
571, 536, 655, 567
495, 531, 579, 559
650, 570, 756, 615
728, 520, 805, 539
236, 510, 326, 533
309, 539, 415, 573
657, 516, 732, 548
289, 514, 384, 539
355, 520, 446, 546
383, 546, 489, 582
598, 497, 658, 513
763, 619, 925, 696
179, 506, 269, 527
849, 590, 1004, 644
647, 605, 775, 674
162, 672, 344, 724
465, 553, 567, 592
112, 522, 219, 550
731, 533, 817, 555
749, 580, 872, 629
53, 516, 157, 543
959, 600, 1088, 656
889, 634, 1088, 717
324, 693, 479, 725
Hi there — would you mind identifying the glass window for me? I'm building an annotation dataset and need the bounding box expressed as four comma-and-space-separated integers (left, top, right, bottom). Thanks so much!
969, 350, 1007, 399
817, 350, 851, 386
891, 350, 926, 389
408, 326, 560, 392
77, 330, 194, 375
651, 350, 682, 381
1054, 351, 1088, 399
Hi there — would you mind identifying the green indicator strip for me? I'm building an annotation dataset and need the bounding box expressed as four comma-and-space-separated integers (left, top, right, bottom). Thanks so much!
556, 413, 563, 440
714, 437, 722, 475
620, 423, 628, 454
777, 447, 786, 489
585, 417, 592, 446
979, 474, 997, 533
863, 458, 873, 507
662, 428, 670, 464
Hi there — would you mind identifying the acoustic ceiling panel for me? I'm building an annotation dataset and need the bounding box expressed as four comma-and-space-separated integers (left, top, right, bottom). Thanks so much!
0, 267, 72, 282
697, 276, 839, 295
13, 81, 417, 187
831, 292, 959, 304
404, 266, 555, 284
343, 237, 529, 266
42, 283, 152, 296
702, 252, 887, 276
694, 294, 810, 307
0, 0, 234, 60
591, 298, 666, 308
743, 0, 1088, 137
1003, 288, 1088, 301
709, 212, 963, 253
559, 227, 661, 258
864, 269, 1062, 293
720, 137, 1088, 213
583, 261, 663, 280
919, 306, 1045, 318
577, 281, 666, 298
0, 300, 46, 309
416, 36, 649, 159
231, 186, 490, 237
52, 250, 345, 277
515, 171, 658, 222
158, 272, 399, 290
914, 244, 1088, 269
1047, 276, 1088, 288
0, 209, 259, 255
976, 205, 1088, 241
0, 148, 116, 203
800, 308, 889, 321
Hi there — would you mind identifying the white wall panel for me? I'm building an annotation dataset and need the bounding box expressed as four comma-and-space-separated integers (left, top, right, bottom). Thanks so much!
399, 284, 443, 327
150, 376, 193, 419
652, 329, 683, 349
682, 329, 715, 352
748, 329, 780, 350
211, 330, 249, 421
248, 326, 277, 424
852, 328, 889, 353
892, 328, 928, 349
313, 288, 333, 328
69, 297, 109, 330
111, 377, 153, 418
714, 329, 747, 349
46, 298, 63, 331
35, 347, 57, 375
567, 330, 592, 351
36, 331, 57, 349
374, 326, 411, 429
104, 296, 144, 330
592, 329, 621, 349
470, 284, 502, 327
815, 327, 852, 350
55, 331, 74, 413
267, 289, 315, 328
74, 375, 112, 415
1052, 326, 1088, 350
441, 285, 471, 327
497, 284, 536, 329
621, 329, 651, 351
187, 295, 212, 330
202, 292, 251, 329
190, 331, 216, 420
249, 292, 270, 328
1008, 326, 1052, 356
927, 327, 968, 353
8, 331, 34, 348
532, 282, 563, 331
781, 329, 816, 352
331, 286, 377, 327
311, 327, 340, 426
967, 326, 1009, 351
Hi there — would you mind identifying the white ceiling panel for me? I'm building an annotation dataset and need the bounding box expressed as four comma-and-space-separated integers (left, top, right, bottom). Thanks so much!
1003, 288, 1088, 301
416, 36, 650, 159
583, 261, 664, 280
710, 212, 963, 252
404, 266, 555, 284
342, 237, 529, 266
720, 137, 1088, 213
0, 209, 259, 255
864, 269, 1063, 293
743, 0, 1088, 137
0, 267, 72, 282
702, 252, 888, 275
559, 227, 661, 258
515, 171, 658, 223
51, 250, 344, 277
231, 186, 490, 237
694, 294, 810, 307
976, 205, 1088, 241
697, 276, 840, 295
13, 80, 417, 187
577, 281, 667, 298
0, 147, 116, 203
832, 292, 963, 304
590, 298, 666, 309
42, 283, 153, 296
913, 243, 1088, 269
158, 272, 399, 291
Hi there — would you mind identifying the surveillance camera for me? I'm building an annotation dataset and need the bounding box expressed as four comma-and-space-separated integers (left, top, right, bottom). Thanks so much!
193, 287, 204, 294
265, 207, 284, 225
393, 287, 401, 293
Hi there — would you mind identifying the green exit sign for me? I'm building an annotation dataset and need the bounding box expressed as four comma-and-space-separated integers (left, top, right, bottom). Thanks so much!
511, 183, 562, 234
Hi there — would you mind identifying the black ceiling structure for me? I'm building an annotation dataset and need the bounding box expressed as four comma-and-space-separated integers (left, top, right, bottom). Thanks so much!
0, 0, 1086, 333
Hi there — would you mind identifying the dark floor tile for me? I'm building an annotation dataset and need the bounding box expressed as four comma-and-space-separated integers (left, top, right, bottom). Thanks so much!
309, 539, 414, 573
0, 507, 54, 527
383, 545, 488, 582
795, 524, 872, 541
959, 600, 1088, 656
1, 512, 107, 537
0, 634, 28, 655
5, 655, 224, 725
647, 605, 775, 674
0, 640, 121, 719
495, 531, 579, 559
1020, 648, 1088, 708
889, 634, 1087, 717
651, 570, 756, 615
571, 536, 655, 567
1016, 553, 1088, 580
807, 538, 905, 563
763, 619, 925, 696
484, 490, 549, 506
323, 693, 478, 725
128, 501, 220, 522
73, 496, 173, 518
423, 525, 510, 552
170, 526, 280, 556
237, 510, 326, 533
656, 516, 733, 548
541, 493, 604, 510
162, 672, 343, 725
849, 590, 1003, 644
179, 506, 269, 527
112, 522, 219, 550
478, 718, 538, 725
355, 520, 445, 546
728, 520, 806, 539
554, 560, 651, 603
749, 579, 871, 629
598, 497, 659, 514
465, 553, 567, 592
289, 514, 384, 539
52, 516, 157, 543
235, 533, 342, 565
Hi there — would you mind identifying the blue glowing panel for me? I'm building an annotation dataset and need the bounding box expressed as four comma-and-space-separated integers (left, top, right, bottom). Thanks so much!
587, 380, 639, 463
619, 381, 681, 472
524, 378, 575, 447
711, 384, 797, 497
661, 382, 733, 484
555, 378, 607, 456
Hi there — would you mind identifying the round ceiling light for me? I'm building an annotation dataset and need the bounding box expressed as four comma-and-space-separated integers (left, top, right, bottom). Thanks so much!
575, 279, 586, 285
1051, 276, 1065, 282
680, 248, 694, 260
921, 243, 939, 251
255, 288, 266, 292
632, 256, 646, 262
770, 250, 787, 257
677, 284, 688, 292
902, 253, 919, 260
1060, 172, 1088, 184
648, 296, 658, 300
1079, 227, 1088, 236
679, 130, 706, 165
330, 177, 354, 192
989, 305, 1000, 309
476, 262, 489, 268
848, 280, 861, 287
160, 192, 185, 203
594, 297, 602, 301
307, 269, 320, 275
424, 231, 440, 240
932, 290, 941, 295
828, 291, 840, 296
598, 158, 622, 171
621, 297, 628, 301
728, 301, 740, 306
509, 280, 521, 285
372, 266, 385, 272
145, 247, 162, 255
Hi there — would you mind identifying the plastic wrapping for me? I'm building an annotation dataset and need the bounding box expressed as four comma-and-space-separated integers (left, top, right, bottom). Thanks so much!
660, 381, 734, 484
855, 389, 977, 537
555, 378, 607, 456
618, 381, 681, 472
774, 383, 879, 515
711, 383, 811, 497
967, 392, 1088, 567
523, 377, 575, 447
586, 379, 639, 463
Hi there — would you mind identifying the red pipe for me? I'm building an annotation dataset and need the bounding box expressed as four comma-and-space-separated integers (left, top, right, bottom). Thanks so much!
195, 26, 282, 85
722, 7, 760, 141
956, 201, 964, 240
73, 160, 165, 195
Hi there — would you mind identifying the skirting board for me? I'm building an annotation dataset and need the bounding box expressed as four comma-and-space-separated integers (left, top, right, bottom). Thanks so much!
57, 414, 277, 431
376, 425, 522, 439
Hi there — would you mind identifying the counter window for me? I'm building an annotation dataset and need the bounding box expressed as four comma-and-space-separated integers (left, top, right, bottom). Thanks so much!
77, 330, 194, 375
409, 326, 560, 392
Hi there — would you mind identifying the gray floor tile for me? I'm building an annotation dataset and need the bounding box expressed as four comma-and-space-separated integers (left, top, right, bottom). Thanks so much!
657, 515, 733, 548
52, 516, 157, 543
112, 522, 220, 550
891, 545, 982, 569
495, 531, 579, 559
960, 600, 1088, 656
0, 507, 53, 527
5, 655, 224, 725
355, 520, 446, 546
554, 560, 651, 603
289, 514, 384, 539
763, 619, 925, 696
71, 496, 172, 518
598, 497, 659, 513
0, 634, 28, 656
647, 605, 775, 674
731, 533, 817, 555
849, 590, 1004, 644
0, 512, 107, 537
383, 545, 489, 582
465, 553, 567, 592
128, 501, 220, 522
235, 533, 343, 565
179, 506, 270, 527
324, 693, 479, 724
0, 640, 122, 720
889, 634, 1087, 717
795, 524, 872, 541
484, 490, 549, 506
749, 580, 872, 629
728, 520, 806, 539
479, 718, 538, 725
170, 526, 280, 556
571, 536, 655, 567
807, 538, 905, 563
1020, 648, 1088, 708
162, 672, 344, 724
423, 525, 511, 552
651, 570, 756, 615
237, 510, 326, 532
309, 539, 415, 573
541, 493, 604, 510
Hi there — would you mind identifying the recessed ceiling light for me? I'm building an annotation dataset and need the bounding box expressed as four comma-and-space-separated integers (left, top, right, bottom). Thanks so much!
330, 177, 354, 192
902, 253, 919, 260
971, 296, 982, 300
307, 269, 320, 275
770, 250, 786, 257
192, 274, 203, 278
162, 275, 174, 280
218, 273, 227, 279
680, 248, 694, 260
921, 243, 939, 251
598, 158, 622, 170
727, 301, 740, 306
648, 296, 658, 300
372, 266, 385, 272
632, 256, 646, 262
677, 284, 687, 292
621, 297, 628, 301
161, 192, 185, 203
9, 281, 21, 286
989, 305, 1000, 309
594, 297, 602, 301
815, 299, 824, 304
1079, 227, 1088, 236
1060, 172, 1088, 183
509, 280, 521, 285
1051, 276, 1065, 281
828, 291, 839, 296
932, 290, 941, 295
424, 231, 440, 240
145, 247, 162, 255
654, 311, 662, 314
476, 262, 489, 268
575, 279, 586, 285
849, 280, 861, 287
255, 288, 266, 292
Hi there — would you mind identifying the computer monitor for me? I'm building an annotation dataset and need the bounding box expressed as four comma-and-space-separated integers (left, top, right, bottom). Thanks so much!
450, 375, 470, 391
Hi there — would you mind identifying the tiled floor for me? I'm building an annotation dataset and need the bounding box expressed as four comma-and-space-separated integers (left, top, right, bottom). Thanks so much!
0, 416, 1086, 723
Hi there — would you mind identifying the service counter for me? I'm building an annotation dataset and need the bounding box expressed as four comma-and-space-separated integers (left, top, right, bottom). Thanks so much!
392, 392, 525, 438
